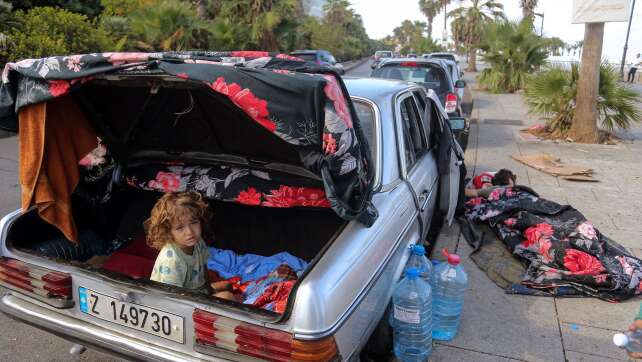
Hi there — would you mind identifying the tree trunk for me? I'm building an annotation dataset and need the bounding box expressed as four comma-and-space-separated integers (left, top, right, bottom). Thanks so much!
427, 21, 433, 40
522, 8, 534, 20
467, 48, 477, 72
569, 22, 604, 143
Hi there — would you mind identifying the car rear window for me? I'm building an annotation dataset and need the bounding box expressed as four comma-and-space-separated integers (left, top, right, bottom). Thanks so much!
431, 54, 456, 62
372, 64, 448, 93
375, 51, 392, 58
293, 53, 317, 62
352, 100, 377, 168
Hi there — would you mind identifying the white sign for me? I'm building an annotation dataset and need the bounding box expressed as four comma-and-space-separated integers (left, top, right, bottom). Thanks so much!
572, 0, 631, 23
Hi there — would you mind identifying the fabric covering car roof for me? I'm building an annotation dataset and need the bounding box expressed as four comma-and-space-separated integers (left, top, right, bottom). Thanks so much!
0, 51, 377, 226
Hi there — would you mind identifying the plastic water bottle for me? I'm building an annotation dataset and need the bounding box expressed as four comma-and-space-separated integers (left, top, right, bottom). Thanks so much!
614, 330, 642, 354
391, 268, 432, 362
431, 249, 468, 341
407, 244, 432, 283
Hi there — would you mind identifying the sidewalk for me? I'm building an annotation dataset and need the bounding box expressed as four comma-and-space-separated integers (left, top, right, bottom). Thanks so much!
429, 73, 642, 361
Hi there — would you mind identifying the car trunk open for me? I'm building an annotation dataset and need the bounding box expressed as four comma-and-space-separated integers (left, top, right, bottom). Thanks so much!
0, 52, 375, 320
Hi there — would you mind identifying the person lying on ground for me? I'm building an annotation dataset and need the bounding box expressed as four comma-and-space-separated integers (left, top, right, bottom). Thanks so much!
465, 169, 517, 198
144, 191, 239, 301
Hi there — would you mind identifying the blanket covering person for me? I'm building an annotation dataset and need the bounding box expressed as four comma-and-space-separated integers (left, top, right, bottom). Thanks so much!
465, 185, 642, 301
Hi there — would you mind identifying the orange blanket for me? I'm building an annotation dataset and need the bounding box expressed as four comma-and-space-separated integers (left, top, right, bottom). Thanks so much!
19, 96, 98, 243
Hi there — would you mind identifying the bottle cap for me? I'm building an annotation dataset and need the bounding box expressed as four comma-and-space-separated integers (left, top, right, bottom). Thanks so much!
613, 333, 629, 347
405, 268, 419, 279
442, 248, 461, 265
447, 254, 461, 265
412, 245, 426, 256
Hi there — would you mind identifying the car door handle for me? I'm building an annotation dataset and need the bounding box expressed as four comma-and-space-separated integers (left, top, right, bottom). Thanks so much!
419, 190, 431, 212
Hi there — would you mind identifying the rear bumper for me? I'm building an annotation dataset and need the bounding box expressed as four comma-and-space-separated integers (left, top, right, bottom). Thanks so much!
0, 293, 228, 362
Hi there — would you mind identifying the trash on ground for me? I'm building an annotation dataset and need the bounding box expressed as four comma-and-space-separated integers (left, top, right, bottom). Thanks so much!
511, 153, 597, 181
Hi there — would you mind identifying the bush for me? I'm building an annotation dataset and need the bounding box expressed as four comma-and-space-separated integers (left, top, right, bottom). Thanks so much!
478, 19, 548, 93
524, 63, 641, 136
1, 7, 114, 61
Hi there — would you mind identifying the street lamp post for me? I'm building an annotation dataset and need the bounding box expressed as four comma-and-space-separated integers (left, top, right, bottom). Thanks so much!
619, 0, 637, 79
534, 12, 544, 37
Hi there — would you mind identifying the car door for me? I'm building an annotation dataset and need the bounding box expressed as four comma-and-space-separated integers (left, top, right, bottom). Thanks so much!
396, 92, 438, 239
427, 95, 462, 225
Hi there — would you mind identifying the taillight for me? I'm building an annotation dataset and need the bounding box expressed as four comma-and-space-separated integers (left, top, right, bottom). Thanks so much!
400, 61, 417, 67
445, 93, 458, 113
0, 257, 72, 307
193, 309, 338, 362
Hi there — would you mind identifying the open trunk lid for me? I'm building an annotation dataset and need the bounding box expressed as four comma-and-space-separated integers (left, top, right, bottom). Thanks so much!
0, 51, 377, 225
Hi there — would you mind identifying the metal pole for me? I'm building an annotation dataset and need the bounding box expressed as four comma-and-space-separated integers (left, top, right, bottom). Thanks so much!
540, 13, 544, 37
620, 0, 636, 78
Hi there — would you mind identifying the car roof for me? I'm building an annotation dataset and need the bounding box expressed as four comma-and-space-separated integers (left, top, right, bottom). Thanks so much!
291, 50, 327, 54
343, 77, 420, 101
343, 77, 449, 120
379, 57, 444, 66
430, 52, 455, 56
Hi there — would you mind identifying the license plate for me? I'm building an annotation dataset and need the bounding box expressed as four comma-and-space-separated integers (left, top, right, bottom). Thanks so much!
78, 287, 184, 343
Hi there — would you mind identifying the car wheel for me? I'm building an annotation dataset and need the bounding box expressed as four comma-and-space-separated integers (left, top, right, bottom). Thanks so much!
360, 306, 393, 360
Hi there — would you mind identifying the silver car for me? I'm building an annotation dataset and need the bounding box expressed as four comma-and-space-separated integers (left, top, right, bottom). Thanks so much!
0, 77, 463, 361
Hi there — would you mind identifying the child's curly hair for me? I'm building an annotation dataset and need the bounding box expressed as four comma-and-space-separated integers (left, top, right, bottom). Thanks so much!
144, 191, 212, 250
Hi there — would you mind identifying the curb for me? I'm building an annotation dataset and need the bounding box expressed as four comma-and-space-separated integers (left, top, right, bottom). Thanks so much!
341, 57, 370, 72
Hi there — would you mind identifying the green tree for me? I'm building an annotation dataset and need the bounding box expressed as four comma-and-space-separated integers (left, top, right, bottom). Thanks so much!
11, 0, 103, 18
212, 0, 303, 51
1, 7, 114, 62
309, 0, 372, 60
419, 0, 439, 39
478, 19, 548, 93
524, 63, 641, 139
448, 0, 505, 71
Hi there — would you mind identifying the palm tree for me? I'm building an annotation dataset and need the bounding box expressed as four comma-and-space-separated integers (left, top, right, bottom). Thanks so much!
419, 0, 439, 39
525, 63, 641, 139
520, 0, 538, 20
448, 0, 505, 72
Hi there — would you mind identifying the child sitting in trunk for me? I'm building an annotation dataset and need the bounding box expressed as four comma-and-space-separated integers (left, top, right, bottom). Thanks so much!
145, 191, 237, 300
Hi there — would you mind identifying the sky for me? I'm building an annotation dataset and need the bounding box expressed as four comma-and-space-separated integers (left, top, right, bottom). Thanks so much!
349, 0, 642, 63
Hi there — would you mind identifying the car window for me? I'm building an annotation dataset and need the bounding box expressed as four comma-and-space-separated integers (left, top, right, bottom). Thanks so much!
319, 53, 331, 62
328, 55, 337, 64
375, 51, 392, 58
295, 53, 317, 62
351, 100, 378, 169
399, 96, 427, 171
373, 65, 448, 94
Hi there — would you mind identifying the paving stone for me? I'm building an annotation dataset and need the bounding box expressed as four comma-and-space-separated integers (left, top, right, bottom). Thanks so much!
560, 322, 629, 361
566, 350, 628, 362
440, 242, 564, 362
429, 344, 520, 362
556, 298, 641, 331
600, 229, 642, 251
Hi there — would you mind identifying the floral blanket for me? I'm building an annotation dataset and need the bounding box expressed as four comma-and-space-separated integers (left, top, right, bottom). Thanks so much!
465, 186, 642, 301
224, 264, 298, 314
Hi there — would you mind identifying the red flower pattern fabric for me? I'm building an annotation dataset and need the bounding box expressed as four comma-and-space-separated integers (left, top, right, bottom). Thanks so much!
262, 186, 331, 208
207, 77, 276, 133
147, 172, 181, 192
48, 80, 70, 97
563, 249, 605, 275
235, 187, 262, 206
323, 133, 337, 155
465, 180, 642, 301
322, 75, 352, 128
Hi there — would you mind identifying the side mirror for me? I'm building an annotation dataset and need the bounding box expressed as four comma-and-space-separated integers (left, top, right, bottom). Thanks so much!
455, 80, 466, 88
449, 117, 467, 131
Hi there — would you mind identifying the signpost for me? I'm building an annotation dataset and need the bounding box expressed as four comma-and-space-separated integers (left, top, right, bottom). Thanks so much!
569, 0, 632, 143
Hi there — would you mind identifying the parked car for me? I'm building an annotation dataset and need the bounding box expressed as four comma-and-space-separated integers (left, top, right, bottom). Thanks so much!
290, 49, 345, 74
371, 50, 394, 69
428, 52, 458, 64
371, 58, 466, 119
406, 53, 417, 58
440, 58, 465, 101
0, 52, 464, 361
